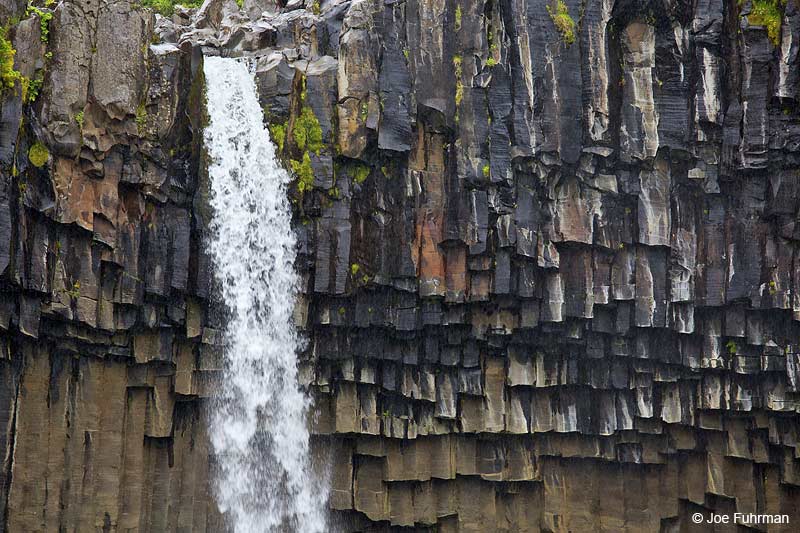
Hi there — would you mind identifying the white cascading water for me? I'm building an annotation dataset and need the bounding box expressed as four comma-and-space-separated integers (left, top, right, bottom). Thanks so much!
202, 56, 327, 532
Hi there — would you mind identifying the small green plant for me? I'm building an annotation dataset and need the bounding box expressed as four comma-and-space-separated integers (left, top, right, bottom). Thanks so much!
293, 105, 323, 153
453, 55, 463, 107
482, 164, 490, 178
350, 263, 360, 276
311, 0, 320, 14
546, 0, 576, 46
74, 110, 84, 129
0, 26, 21, 92
22, 69, 44, 103
28, 141, 49, 167
403, 49, 409, 60
135, 102, 147, 133
768, 280, 777, 295
486, 57, 497, 67
352, 163, 370, 185
66, 281, 81, 299
290, 152, 315, 194
269, 122, 286, 153
726, 340, 738, 355
744, 0, 783, 47
338, 306, 346, 315
285, 86, 324, 198
455, 6, 462, 30
26, 6, 53, 43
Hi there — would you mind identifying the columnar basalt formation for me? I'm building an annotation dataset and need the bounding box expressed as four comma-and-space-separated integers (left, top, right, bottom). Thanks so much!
1, 0, 800, 531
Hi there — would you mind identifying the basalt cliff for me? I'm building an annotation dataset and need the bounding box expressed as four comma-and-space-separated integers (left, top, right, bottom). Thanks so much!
1, 0, 800, 530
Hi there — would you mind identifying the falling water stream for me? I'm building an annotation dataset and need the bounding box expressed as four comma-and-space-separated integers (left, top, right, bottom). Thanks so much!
203, 56, 327, 533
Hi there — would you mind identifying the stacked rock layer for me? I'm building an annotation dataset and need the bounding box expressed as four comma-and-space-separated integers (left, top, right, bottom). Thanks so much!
1, 0, 800, 531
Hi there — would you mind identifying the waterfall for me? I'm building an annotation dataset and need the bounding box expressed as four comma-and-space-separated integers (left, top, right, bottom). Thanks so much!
202, 56, 327, 533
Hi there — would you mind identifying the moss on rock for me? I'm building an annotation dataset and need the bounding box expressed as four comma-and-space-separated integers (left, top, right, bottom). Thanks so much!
293, 106, 323, 154
141, 0, 203, 17
28, 141, 49, 167
290, 152, 315, 194
353, 163, 370, 184
269, 123, 286, 153
453, 55, 463, 108
745, 0, 783, 47
0, 26, 21, 92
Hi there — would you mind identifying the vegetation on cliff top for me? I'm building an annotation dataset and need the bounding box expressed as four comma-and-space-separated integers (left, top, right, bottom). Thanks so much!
141, 0, 242, 16
26, 5, 53, 43
743, 0, 784, 46
140, 0, 202, 17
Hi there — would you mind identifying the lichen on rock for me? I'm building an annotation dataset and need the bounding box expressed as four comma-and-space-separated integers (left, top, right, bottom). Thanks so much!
27, 140, 48, 167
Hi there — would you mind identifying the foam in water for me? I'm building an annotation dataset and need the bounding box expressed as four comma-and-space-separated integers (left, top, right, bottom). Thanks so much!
203, 55, 327, 533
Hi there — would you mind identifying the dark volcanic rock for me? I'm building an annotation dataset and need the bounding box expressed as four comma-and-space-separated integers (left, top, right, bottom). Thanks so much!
1, 0, 800, 531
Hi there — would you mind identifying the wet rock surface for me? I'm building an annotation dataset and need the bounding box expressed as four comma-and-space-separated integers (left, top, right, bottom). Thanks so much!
1, 0, 800, 530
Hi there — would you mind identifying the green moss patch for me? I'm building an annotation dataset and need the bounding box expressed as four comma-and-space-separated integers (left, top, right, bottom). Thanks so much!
135, 102, 147, 134
286, 105, 323, 197
28, 141, 49, 167
453, 55, 463, 107
290, 152, 315, 194
293, 105, 323, 154
353, 163, 370, 184
745, 0, 783, 47
0, 27, 21, 92
141, 0, 203, 17
269, 123, 286, 153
